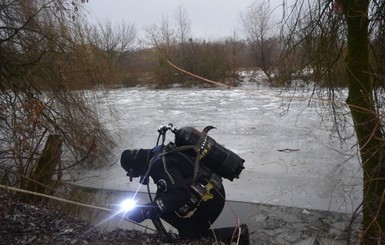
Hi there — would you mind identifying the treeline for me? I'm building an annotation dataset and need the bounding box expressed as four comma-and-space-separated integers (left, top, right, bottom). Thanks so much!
95, 5, 287, 89
121, 37, 281, 88
82, 4, 354, 89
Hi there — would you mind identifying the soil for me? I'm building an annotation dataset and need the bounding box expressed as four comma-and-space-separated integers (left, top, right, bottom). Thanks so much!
0, 190, 361, 245
0, 192, 214, 245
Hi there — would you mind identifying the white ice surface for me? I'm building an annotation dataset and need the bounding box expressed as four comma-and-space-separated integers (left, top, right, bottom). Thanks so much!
75, 87, 362, 213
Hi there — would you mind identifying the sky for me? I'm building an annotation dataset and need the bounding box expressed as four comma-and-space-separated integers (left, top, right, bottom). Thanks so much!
84, 0, 284, 40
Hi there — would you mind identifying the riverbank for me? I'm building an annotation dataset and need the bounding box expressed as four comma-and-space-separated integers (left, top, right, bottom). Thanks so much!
0, 192, 212, 244
0, 190, 361, 244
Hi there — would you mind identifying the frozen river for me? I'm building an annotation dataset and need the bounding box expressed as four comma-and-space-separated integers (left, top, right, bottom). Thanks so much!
77, 86, 362, 214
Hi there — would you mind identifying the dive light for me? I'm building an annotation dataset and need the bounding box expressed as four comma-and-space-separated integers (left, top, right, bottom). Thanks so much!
120, 198, 137, 212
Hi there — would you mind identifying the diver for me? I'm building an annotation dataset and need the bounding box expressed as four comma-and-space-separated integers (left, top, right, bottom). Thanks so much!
120, 125, 249, 244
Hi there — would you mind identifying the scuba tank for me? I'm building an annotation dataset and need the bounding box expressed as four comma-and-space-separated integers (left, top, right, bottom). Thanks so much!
174, 126, 245, 181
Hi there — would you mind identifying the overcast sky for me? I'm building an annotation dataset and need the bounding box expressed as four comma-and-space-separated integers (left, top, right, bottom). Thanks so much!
85, 0, 284, 40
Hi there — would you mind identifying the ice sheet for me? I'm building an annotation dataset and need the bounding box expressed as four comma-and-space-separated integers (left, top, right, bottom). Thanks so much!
75, 87, 362, 213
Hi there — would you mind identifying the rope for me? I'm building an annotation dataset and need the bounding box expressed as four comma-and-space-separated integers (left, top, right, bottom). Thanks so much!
0, 184, 111, 212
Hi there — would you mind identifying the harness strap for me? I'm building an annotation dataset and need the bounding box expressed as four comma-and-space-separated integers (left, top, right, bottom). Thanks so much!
192, 154, 200, 183
156, 144, 201, 184
158, 126, 213, 184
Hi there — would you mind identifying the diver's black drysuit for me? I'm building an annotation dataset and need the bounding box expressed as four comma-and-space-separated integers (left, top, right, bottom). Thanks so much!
120, 145, 249, 243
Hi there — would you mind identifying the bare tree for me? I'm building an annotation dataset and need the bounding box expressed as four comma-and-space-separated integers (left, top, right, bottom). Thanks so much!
226, 31, 243, 86
144, 15, 177, 87
174, 5, 191, 45
0, 0, 117, 200
242, 0, 280, 83
72, 20, 137, 87
144, 6, 238, 87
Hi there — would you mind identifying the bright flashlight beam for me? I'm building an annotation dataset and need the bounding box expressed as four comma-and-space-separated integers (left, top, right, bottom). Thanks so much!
120, 198, 137, 212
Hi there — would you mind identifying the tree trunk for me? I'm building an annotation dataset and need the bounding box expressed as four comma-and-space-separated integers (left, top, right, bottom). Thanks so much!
27, 134, 62, 203
342, 0, 385, 243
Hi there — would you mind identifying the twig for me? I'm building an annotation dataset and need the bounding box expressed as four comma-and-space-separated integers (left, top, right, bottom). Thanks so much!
277, 148, 300, 152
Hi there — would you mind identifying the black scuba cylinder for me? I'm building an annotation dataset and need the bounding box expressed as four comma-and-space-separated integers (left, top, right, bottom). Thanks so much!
174, 126, 245, 181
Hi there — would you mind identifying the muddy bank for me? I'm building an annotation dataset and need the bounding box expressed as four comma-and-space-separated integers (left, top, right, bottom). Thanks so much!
0, 192, 213, 245
0, 188, 361, 245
